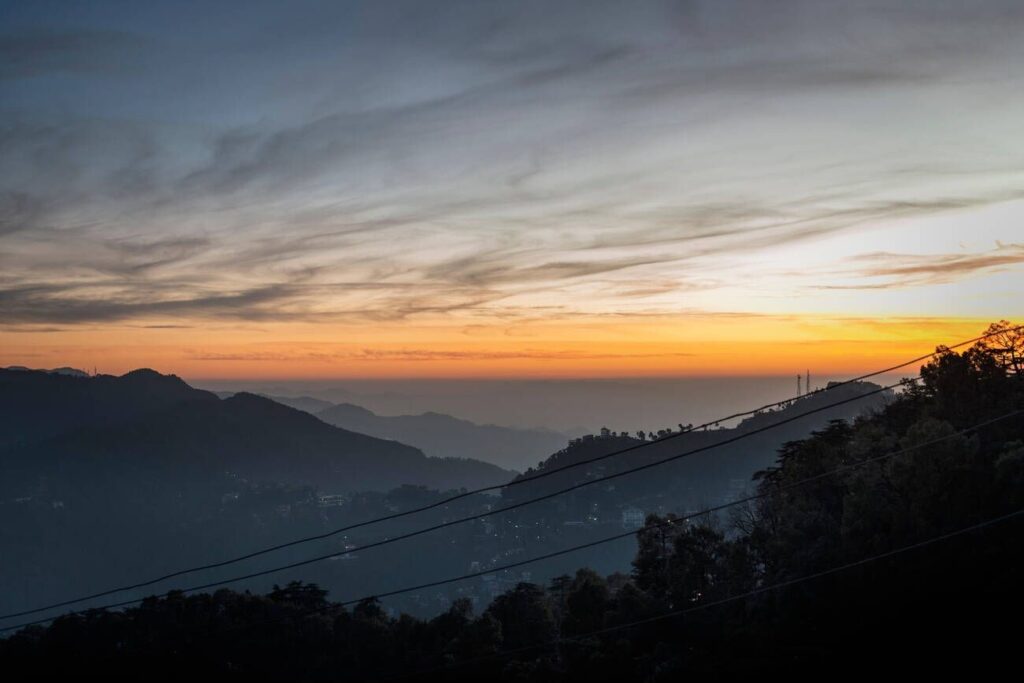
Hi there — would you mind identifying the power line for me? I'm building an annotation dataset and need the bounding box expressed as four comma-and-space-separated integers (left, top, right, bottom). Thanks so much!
275, 407, 1024, 608
2, 326, 1011, 622
0, 378, 906, 626
389, 504, 1024, 680
5, 404, 1018, 634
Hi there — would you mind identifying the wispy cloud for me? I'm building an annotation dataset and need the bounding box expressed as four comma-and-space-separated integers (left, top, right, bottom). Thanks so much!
818, 243, 1024, 290
0, 192, 48, 236
186, 348, 694, 363
0, 282, 306, 324
1, 1, 1023, 330
0, 325, 65, 333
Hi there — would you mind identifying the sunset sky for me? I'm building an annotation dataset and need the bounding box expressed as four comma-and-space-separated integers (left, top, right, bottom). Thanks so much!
2, 0, 1022, 380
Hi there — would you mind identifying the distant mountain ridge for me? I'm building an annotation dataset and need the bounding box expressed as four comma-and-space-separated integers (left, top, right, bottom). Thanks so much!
313, 401, 569, 472
0, 368, 515, 495
0, 367, 207, 449
3, 365, 90, 377
211, 392, 336, 415
262, 394, 336, 414
213, 391, 569, 471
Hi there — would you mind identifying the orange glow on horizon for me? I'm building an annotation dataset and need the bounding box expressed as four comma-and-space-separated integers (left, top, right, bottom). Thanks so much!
0, 314, 999, 381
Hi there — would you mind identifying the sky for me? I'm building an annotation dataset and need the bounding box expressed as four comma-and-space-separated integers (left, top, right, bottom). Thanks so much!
1, 0, 1023, 382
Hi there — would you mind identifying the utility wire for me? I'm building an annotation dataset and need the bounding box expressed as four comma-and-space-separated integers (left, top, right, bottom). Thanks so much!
0, 378, 906, 627
2, 326, 1013, 622
388, 504, 1024, 680
5, 404, 1018, 634
327, 406, 1024, 608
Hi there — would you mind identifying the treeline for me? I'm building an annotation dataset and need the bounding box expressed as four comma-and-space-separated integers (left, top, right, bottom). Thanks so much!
2, 322, 1023, 679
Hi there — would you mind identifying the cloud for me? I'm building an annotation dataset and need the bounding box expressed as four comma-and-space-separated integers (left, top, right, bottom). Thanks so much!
185, 347, 694, 363
0, 191, 47, 235
0, 325, 65, 333
96, 236, 212, 276
817, 243, 1024, 289
2, 1, 1024, 330
0, 282, 306, 324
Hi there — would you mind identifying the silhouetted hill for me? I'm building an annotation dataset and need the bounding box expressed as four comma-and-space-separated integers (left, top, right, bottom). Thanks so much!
0, 369, 514, 494
0, 369, 513, 622
3, 366, 90, 377
212, 392, 336, 414
315, 402, 568, 471
503, 380, 893, 513
0, 367, 210, 449
262, 394, 336, 414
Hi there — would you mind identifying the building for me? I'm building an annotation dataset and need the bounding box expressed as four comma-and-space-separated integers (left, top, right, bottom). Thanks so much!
317, 494, 346, 508
621, 506, 645, 529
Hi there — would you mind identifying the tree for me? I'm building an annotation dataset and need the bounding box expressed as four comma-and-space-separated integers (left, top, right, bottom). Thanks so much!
666, 525, 726, 605
564, 568, 610, 634
451, 612, 502, 659
976, 320, 1024, 376
548, 574, 572, 620
269, 581, 329, 611
632, 514, 685, 594
484, 582, 556, 650
429, 597, 473, 642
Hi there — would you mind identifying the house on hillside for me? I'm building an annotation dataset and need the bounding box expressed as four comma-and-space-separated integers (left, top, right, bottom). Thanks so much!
621, 506, 645, 529
317, 494, 346, 508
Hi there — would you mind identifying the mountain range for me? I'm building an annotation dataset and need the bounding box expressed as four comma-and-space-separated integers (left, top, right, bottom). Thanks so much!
0, 365, 893, 623
204, 391, 571, 472
295, 399, 567, 472
0, 368, 514, 497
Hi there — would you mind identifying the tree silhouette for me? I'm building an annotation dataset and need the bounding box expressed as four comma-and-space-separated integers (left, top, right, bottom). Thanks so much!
977, 319, 1024, 376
